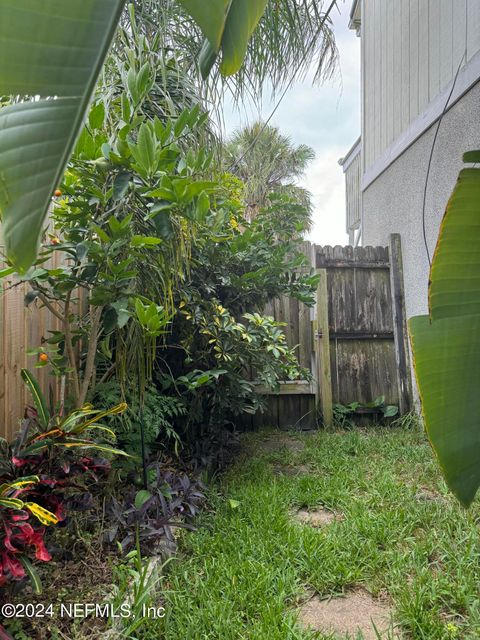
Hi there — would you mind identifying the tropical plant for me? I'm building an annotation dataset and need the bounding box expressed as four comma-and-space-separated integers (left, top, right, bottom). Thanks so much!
91, 382, 186, 458
409, 153, 480, 507
131, 0, 337, 102
0, 0, 337, 273
1, 88, 214, 407
177, 188, 318, 318
138, 185, 317, 448
0, 475, 57, 599
333, 396, 398, 429
13, 369, 128, 462
226, 122, 315, 219
0, 370, 129, 594
106, 463, 205, 553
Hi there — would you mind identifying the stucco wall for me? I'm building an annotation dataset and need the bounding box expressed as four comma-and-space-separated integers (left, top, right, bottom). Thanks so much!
362, 79, 480, 322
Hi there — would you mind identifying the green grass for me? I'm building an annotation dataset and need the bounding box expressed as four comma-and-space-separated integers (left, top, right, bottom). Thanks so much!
147, 426, 480, 639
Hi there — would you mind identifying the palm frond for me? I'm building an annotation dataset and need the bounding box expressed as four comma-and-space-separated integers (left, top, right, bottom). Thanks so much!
130, 0, 338, 105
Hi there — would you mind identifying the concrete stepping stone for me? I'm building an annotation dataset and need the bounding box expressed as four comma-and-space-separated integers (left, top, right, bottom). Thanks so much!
294, 507, 340, 527
299, 588, 400, 639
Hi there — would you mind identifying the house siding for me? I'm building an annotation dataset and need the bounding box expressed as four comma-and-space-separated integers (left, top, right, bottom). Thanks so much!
341, 142, 362, 244
362, 0, 480, 173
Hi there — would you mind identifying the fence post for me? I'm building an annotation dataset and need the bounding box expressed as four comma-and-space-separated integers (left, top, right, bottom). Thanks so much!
389, 233, 413, 414
315, 268, 333, 427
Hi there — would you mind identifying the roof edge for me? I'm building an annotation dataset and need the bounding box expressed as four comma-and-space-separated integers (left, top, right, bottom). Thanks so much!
349, 0, 361, 34
338, 137, 361, 171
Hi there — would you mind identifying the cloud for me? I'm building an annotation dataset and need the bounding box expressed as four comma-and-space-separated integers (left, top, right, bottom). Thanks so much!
304, 146, 349, 246
222, 2, 361, 246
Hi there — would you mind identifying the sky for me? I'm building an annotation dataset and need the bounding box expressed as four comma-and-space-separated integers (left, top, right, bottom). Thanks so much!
222, 2, 361, 246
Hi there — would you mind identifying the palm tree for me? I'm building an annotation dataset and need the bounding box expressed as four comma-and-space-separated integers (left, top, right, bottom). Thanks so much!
226, 122, 315, 220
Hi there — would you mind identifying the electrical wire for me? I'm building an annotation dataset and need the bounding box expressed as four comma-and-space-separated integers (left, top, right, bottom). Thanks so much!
421, 53, 465, 265
228, 0, 339, 173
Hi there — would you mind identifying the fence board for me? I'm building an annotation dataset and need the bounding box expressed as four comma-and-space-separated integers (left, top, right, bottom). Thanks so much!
251, 238, 412, 431
0, 247, 68, 440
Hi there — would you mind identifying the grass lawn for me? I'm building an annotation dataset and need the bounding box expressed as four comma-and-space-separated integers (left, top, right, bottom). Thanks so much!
150, 426, 480, 640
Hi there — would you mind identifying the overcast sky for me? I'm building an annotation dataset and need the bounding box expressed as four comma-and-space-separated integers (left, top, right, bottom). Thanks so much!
222, 2, 361, 246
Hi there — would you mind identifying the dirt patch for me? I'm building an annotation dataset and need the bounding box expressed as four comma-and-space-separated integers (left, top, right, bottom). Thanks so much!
273, 464, 311, 476
294, 507, 339, 527
298, 588, 399, 639
415, 486, 445, 502
257, 434, 305, 453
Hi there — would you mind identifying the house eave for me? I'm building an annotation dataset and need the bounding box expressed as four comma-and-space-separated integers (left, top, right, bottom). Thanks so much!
339, 137, 361, 172
349, 0, 361, 35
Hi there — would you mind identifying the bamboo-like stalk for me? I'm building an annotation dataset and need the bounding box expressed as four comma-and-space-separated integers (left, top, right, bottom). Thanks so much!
78, 305, 104, 407
64, 292, 81, 405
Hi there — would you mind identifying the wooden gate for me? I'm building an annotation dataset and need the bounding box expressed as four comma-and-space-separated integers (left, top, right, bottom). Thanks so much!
249, 233, 412, 430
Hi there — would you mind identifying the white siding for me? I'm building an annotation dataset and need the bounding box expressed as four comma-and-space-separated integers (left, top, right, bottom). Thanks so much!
467, 0, 480, 61
344, 146, 362, 241
362, 0, 479, 171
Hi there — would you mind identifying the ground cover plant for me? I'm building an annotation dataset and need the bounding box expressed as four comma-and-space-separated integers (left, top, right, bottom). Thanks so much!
150, 426, 480, 640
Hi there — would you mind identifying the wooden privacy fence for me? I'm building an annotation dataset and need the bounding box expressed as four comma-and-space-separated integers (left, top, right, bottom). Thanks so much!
246, 233, 413, 430
0, 235, 412, 438
0, 248, 66, 441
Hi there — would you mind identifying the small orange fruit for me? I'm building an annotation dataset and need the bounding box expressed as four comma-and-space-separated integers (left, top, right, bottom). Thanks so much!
39, 353, 49, 363
50, 237, 60, 246
54, 189, 62, 197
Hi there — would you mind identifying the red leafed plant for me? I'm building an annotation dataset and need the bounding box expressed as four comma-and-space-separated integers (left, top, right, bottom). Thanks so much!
0, 369, 129, 596
0, 476, 58, 591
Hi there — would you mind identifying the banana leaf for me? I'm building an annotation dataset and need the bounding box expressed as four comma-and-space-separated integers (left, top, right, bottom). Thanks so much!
0, 0, 125, 272
177, 0, 268, 77
409, 165, 480, 507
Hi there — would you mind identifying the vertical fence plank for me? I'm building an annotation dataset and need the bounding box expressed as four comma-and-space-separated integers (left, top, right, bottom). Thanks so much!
316, 269, 333, 427
389, 233, 413, 414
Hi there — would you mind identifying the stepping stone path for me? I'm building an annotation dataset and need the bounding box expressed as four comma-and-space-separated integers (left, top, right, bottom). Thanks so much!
294, 507, 339, 527
299, 588, 399, 639
258, 434, 305, 453
249, 432, 401, 638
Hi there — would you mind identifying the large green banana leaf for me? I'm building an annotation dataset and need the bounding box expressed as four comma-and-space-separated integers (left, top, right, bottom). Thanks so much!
409, 165, 480, 507
0, 0, 269, 273
0, 0, 125, 272
177, 0, 269, 77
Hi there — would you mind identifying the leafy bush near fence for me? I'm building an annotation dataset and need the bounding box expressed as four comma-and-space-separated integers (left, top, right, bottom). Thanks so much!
0, 20, 318, 612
